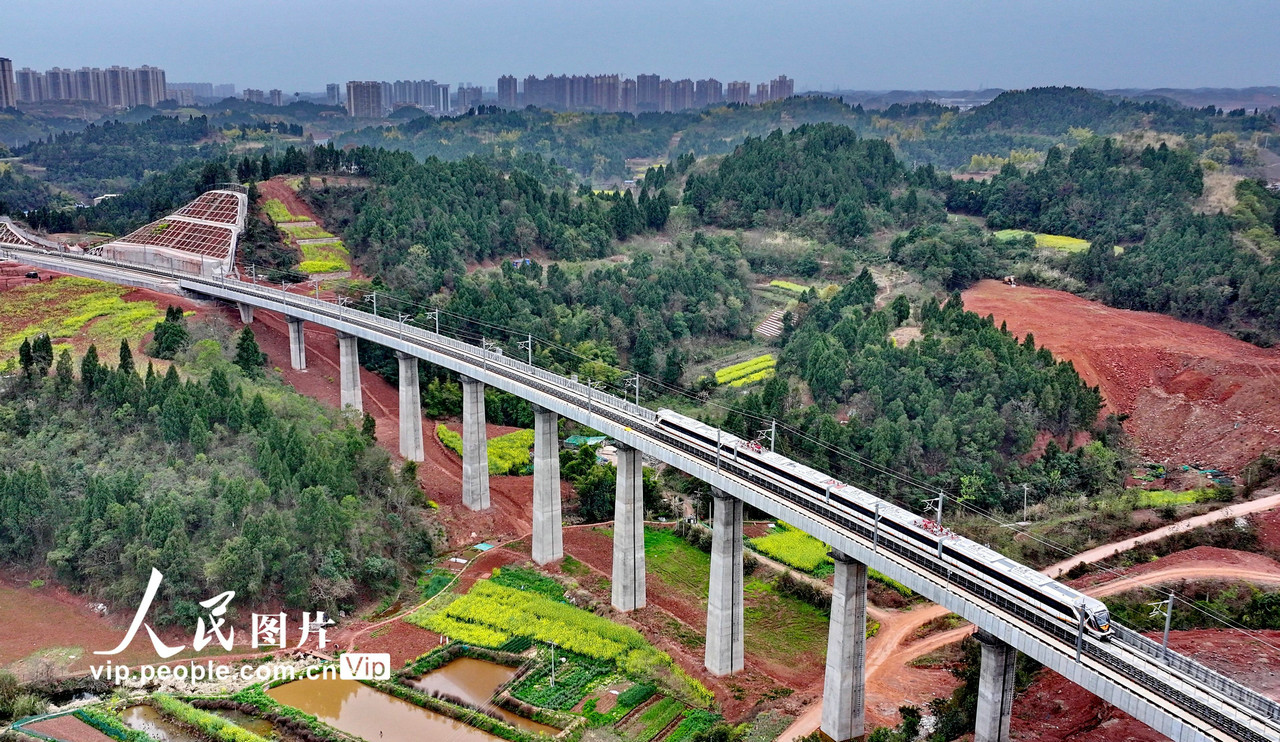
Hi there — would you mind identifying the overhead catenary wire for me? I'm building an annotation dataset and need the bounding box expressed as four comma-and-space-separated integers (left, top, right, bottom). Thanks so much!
248, 265, 1280, 651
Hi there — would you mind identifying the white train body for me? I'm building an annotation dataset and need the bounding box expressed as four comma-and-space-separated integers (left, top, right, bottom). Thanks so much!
653, 408, 1112, 638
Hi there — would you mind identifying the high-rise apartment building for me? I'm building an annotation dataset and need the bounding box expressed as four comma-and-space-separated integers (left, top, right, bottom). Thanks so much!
269, 89, 284, 106
695, 78, 723, 107
620, 78, 637, 113
456, 85, 482, 111
494, 72, 792, 113
658, 79, 674, 113
770, 74, 794, 101
242, 88, 265, 104
0, 58, 14, 109
593, 74, 620, 111
14, 63, 169, 107
636, 73, 660, 111
213, 83, 236, 100
497, 75, 517, 108
15, 68, 43, 102
672, 79, 695, 111
326, 83, 341, 106
346, 81, 383, 118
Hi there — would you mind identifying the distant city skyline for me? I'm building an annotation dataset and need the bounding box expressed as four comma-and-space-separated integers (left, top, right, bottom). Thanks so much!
3, 0, 1279, 93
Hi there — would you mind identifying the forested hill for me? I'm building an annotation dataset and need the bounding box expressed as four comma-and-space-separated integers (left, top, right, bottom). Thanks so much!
719, 272, 1118, 512
949, 86, 1271, 137
0, 329, 437, 623
947, 136, 1280, 343
682, 123, 945, 240
330, 87, 1274, 178
16, 115, 226, 196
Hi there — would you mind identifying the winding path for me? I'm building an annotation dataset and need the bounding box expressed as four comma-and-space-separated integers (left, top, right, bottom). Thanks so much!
781, 497, 1280, 741
1045, 489, 1280, 578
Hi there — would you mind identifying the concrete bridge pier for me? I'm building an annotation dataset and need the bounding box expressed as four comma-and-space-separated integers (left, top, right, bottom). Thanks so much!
610, 443, 646, 611
821, 551, 868, 742
337, 331, 362, 412
286, 317, 307, 370
396, 352, 424, 462
531, 405, 563, 565
705, 488, 744, 676
460, 375, 490, 511
237, 302, 254, 324
974, 629, 1017, 742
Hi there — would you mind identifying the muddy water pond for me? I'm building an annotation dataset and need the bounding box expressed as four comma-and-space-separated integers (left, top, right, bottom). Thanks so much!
206, 709, 277, 738
267, 678, 505, 742
411, 657, 558, 735
121, 705, 203, 742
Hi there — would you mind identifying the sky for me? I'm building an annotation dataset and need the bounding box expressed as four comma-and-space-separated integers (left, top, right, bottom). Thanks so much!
5, 0, 1279, 93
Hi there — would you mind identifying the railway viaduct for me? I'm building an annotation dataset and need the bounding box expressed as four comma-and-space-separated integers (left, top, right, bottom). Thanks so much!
3, 226, 1280, 742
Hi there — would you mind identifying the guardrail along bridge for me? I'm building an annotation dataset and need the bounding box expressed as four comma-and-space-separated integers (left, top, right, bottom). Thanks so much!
4, 238, 1279, 742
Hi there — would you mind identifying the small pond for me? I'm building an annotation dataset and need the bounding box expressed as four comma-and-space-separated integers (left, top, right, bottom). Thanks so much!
411, 657, 558, 735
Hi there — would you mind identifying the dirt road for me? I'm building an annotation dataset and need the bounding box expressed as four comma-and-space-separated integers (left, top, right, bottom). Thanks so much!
779, 550, 1280, 741
1045, 488, 1280, 578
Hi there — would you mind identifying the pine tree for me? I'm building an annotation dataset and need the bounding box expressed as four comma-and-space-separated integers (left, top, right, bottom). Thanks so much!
234, 328, 266, 376
80, 345, 101, 395
189, 414, 210, 453
247, 393, 270, 428
31, 334, 53, 376
54, 350, 74, 397
118, 340, 135, 375
18, 337, 33, 378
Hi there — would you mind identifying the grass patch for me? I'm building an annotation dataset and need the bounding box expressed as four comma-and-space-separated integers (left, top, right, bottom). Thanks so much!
994, 229, 1091, 252
749, 522, 913, 596
262, 199, 309, 222
750, 522, 829, 572
768, 280, 808, 294
299, 240, 350, 274
1136, 488, 1220, 508
417, 571, 453, 600
714, 354, 776, 385
435, 424, 534, 475
645, 527, 711, 599
280, 224, 335, 240
0, 276, 162, 360
490, 565, 568, 603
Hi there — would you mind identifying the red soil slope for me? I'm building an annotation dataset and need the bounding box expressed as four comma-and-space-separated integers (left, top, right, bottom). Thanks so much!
963, 279, 1280, 473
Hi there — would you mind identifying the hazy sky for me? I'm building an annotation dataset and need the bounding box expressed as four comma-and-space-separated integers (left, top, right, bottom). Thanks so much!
5, 0, 1278, 92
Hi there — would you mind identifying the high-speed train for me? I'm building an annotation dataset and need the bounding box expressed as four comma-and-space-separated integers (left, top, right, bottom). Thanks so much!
654, 408, 1113, 640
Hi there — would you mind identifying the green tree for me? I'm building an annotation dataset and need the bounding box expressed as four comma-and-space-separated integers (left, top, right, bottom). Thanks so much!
118, 339, 135, 375
18, 337, 33, 378
31, 334, 53, 376
150, 306, 190, 359
234, 327, 266, 376
80, 344, 101, 395
53, 350, 74, 397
